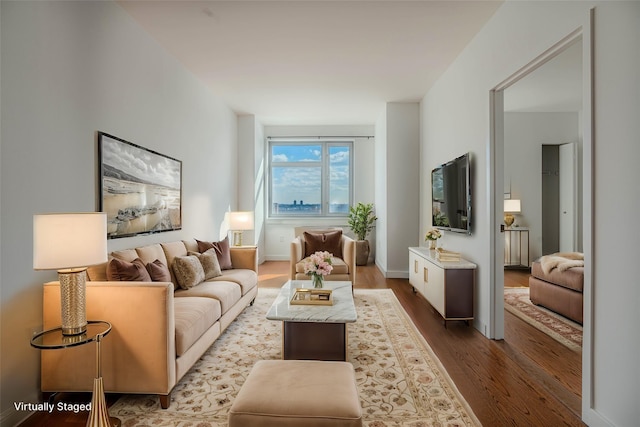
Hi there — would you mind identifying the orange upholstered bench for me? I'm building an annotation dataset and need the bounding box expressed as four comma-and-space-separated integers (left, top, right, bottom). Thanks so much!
229, 360, 362, 427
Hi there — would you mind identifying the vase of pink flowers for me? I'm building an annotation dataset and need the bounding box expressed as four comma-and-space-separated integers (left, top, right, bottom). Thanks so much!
304, 251, 333, 288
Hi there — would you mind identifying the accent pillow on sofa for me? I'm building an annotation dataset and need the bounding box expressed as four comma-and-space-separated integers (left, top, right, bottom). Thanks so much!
107, 257, 152, 282
303, 230, 343, 259
188, 249, 222, 280
146, 259, 172, 282
173, 255, 206, 289
196, 236, 233, 270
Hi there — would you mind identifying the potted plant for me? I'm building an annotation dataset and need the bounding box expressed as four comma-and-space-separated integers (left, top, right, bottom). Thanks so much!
347, 202, 377, 265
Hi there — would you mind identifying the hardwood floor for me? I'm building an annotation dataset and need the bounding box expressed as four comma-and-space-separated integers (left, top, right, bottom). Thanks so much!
19, 263, 584, 426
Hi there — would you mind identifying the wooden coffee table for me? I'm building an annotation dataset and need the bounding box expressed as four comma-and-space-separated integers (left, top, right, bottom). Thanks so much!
266, 280, 357, 361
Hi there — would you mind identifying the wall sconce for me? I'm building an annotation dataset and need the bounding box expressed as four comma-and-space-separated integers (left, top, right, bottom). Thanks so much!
33, 213, 107, 335
227, 211, 254, 246
503, 199, 521, 228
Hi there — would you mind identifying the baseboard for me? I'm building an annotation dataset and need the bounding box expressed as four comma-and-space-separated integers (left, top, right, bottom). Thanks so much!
385, 270, 409, 279
583, 408, 617, 427
1, 406, 33, 427
372, 260, 408, 279
264, 256, 289, 261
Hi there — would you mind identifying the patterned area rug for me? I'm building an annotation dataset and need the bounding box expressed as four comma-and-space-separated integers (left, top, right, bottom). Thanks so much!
110, 288, 481, 426
504, 287, 582, 352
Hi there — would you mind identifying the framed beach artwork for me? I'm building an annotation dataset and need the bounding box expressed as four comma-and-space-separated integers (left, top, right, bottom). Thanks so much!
98, 132, 182, 239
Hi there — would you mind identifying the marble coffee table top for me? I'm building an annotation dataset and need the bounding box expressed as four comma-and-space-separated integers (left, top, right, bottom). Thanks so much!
266, 280, 357, 323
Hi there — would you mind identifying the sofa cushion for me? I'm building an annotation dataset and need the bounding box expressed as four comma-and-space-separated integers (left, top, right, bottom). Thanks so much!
136, 244, 168, 266
182, 238, 199, 253
303, 230, 343, 259
211, 269, 258, 296
173, 255, 205, 289
196, 237, 233, 270
189, 249, 222, 280
111, 248, 139, 262
161, 241, 188, 289
531, 261, 584, 293
87, 262, 108, 281
175, 281, 241, 315
296, 256, 348, 276
146, 259, 172, 282
107, 257, 152, 282
173, 297, 221, 357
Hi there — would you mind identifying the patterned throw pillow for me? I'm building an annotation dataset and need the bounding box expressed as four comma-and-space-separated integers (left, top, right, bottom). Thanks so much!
172, 255, 205, 289
107, 257, 152, 282
195, 236, 233, 270
188, 249, 222, 280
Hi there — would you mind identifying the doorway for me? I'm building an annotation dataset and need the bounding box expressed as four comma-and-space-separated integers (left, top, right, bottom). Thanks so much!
490, 24, 594, 420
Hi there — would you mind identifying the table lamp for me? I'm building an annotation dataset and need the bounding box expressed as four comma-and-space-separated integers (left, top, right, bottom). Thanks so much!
227, 211, 254, 246
503, 199, 521, 228
33, 213, 107, 336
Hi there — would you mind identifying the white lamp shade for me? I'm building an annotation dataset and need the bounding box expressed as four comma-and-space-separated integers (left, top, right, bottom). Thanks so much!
227, 211, 254, 231
34, 213, 108, 270
504, 199, 521, 213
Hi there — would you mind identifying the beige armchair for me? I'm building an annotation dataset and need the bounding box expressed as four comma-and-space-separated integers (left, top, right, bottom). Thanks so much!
290, 228, 356, 284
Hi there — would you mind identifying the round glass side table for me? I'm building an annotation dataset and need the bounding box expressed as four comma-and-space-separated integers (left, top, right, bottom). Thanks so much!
31, 320, 121, 427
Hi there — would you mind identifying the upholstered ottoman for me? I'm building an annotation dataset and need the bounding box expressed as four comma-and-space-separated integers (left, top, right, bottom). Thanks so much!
229, 360, 362, 427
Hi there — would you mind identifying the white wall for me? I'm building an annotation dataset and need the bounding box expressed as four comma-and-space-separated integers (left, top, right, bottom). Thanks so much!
374, 112, 388, 273
381, 103, 421, 278
262, 125, 375, 260
421, 1, 639, 425
591, 2, 640, 425
238, 115, 266, 262
504, 112, 580, 262
0, 2, 238, 424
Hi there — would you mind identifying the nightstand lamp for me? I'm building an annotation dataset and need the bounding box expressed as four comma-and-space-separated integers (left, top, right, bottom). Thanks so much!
503, 199, 521, 228
33, 212, 107, 335
228, 211, 254, 246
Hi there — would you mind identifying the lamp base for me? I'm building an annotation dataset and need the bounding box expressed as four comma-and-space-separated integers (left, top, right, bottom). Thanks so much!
232, 231, 243, 246
504, 214, 515, 228
58, 268, 88, 336
86, 376, 121, 427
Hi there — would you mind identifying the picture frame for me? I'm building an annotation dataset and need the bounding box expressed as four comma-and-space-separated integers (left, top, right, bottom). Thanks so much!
98, 132, 182, 239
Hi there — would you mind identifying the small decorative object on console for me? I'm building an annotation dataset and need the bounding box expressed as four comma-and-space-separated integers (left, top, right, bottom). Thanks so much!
425, 228, 442, 249
436, 247, 461, 262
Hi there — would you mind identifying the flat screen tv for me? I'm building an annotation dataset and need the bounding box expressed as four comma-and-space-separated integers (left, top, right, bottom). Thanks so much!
431, 152, 471, 234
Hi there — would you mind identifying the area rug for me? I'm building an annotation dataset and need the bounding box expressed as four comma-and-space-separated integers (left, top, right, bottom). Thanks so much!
109, 288, 481, 426
504, 287, 582, 352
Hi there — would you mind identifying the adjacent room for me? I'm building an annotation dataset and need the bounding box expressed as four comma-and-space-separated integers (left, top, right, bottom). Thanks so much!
2, 1, 638, 427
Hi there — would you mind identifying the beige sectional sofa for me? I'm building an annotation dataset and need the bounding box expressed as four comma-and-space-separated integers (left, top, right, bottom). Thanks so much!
40, 238, 258, 408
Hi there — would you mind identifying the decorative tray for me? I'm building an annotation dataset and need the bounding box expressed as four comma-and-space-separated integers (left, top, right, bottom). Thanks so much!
290, 288, 334, 306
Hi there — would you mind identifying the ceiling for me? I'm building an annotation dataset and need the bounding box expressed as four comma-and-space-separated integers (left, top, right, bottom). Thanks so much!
118, 0, 503, 125
504, 39, 582, 113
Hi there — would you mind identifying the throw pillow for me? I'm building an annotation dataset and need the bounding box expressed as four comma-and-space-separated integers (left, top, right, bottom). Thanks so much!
172, 255, 205, 290
146, 259, 172, 282
188, 249, 222, 280
195, 236, 233, 270
303, 230, 343, 259
107, 257, 152, 282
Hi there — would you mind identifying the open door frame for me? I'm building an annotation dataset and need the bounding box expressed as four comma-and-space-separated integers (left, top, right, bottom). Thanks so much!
488, 10, 594, 422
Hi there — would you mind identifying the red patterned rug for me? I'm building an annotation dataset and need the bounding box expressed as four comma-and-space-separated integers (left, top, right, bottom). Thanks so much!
504, 288, 582, 352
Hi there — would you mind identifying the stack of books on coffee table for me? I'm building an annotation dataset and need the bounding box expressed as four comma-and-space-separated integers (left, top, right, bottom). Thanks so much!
436, 248, 461, 262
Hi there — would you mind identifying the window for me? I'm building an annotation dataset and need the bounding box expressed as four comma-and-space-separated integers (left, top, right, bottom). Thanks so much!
269, 140, 353, 217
